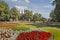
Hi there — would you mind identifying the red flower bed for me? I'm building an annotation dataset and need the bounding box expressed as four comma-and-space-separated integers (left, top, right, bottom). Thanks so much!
16, 31, 52, 40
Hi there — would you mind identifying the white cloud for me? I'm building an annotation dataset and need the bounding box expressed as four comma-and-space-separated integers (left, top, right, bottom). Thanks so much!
51, 0, 55, 3
8, 0, 19, 2
40, 12, 50, 18
51, 0, 55, 1
24, 0, 29, 3
7, 0, 30, 3
43, 5, 54, 8
15, 6, 28, 10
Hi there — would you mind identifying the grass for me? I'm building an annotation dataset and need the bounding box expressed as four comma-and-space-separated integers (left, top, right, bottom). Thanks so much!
40, 27, 60, 40
11, 22, 36, 31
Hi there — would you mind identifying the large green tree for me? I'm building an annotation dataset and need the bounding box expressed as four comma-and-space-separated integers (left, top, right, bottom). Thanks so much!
33, 13, 41, 22
10, 7, 19, 21
50, 10, 56, 22
24, 10, 33, 22
0, 1, 10, 21
52, 0, 60, 22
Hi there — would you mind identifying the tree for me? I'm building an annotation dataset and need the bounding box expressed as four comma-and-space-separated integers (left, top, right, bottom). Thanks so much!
50, 10, 56, 22
24, 10, 33, 22
19, 13, 25, 20
40, 17, 47, 24
33, 13, 41, 22
10, 7, 19, 21
52, 0, 60, 22
0, 1, 10, 21
0, 12, 5, 21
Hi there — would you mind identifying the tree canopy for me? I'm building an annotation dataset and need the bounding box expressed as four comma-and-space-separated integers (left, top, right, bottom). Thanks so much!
33, 13, 41, 22
0, 1, 10, 21
51, 0, 60, 22
10, 7, 19, 21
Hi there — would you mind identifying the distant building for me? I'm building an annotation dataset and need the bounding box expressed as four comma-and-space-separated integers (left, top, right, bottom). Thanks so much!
15, 6, 28, 14
19, 8, 24, 14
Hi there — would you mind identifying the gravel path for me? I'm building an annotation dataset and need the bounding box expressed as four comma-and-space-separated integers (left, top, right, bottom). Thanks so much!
0, 28, 19, 40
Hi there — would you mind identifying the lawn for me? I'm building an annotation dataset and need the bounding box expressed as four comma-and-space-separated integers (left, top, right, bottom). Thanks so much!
40, 27, 60, 40
0, 22, 60, 40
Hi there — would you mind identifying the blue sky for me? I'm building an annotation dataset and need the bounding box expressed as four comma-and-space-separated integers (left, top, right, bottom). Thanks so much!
4, 0, 55, 18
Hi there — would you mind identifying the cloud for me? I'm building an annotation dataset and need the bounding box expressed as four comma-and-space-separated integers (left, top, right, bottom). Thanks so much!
51, 0, 55, 3
24, 0, 29, 3
43, 5, 54, 8
51, 0, 55, 1
7, 0, 30, 3
39, 11, 50, 18
8, 0, 19, 2
15, 5, 28, 10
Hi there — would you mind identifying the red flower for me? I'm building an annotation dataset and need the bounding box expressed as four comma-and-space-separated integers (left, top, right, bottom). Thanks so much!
16, 31, 52, 40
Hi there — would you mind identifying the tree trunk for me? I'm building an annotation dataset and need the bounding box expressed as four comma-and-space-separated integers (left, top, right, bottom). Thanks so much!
29, 18, 30, 22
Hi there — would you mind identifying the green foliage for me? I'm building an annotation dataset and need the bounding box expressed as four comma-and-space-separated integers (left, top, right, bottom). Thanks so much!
11, 22, 36, 31
0, 1, 20, 21
50, 10, 56, 22
52, 0, 60, 22
33, 13, 41, 22
50, 10, 55, 19
10, 7, 19, 21
40, 17, 47, 23
0, 1, 10, 21
0, 1, 9, 11
24, 10, 33, 21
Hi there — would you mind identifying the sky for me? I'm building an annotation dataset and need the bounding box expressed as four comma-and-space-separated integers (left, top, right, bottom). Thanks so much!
4, 0, 55, 18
